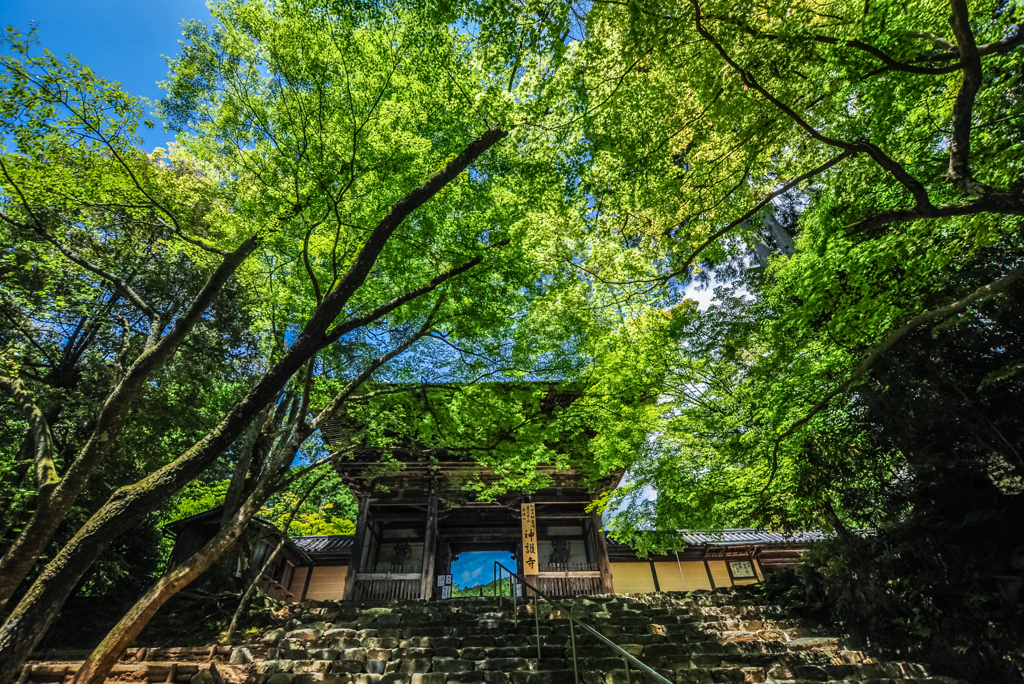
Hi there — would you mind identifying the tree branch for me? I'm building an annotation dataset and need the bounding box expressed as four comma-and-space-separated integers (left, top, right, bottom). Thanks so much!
668, 151, 855, 280
0, 231, 260, 610
945, 0, 999, 197
0, 376, 60, 497
0, 176, 157, 320
846, 194, 1024, 233
701, 12, 965, 74
224, 465, 331, 644
324, 239, 508, 344
311, 295, 445, 435
812, 35, 964, 75
154, 217, 230, 256
690, 1, 933, 210
302, 224, 324, 304
110, 316, 131, 389
917, 25, 1024, 61
0, 109, 509, 681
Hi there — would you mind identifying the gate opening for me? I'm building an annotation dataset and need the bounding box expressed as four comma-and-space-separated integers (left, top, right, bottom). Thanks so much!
450, 551, 516, 597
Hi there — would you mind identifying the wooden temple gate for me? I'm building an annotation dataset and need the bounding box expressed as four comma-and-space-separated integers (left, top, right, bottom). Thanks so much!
320, 385, 619, 601
335, 460, 616, 600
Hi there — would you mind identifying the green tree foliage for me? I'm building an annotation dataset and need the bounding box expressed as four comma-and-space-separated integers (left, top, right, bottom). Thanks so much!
452, 576, 514, 597
270, 468, 358, 534
170, 469, 358, 535
558, 0, 1024, 544
147, 0, 669, 508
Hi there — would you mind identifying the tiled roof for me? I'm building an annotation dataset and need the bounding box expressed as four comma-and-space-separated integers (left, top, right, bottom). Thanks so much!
607, 528, 826, 549
678, 529, 826, 546
293, 529, 822, 559
294, 535, 355, 554
165, 505, 285, 537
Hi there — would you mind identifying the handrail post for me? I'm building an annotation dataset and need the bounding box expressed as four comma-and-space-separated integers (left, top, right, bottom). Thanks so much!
495, 563, 500, 608
623, 658, 630, 684
569, 619, 579, 684
511, 575, 517, 626
534, 593, 542, 661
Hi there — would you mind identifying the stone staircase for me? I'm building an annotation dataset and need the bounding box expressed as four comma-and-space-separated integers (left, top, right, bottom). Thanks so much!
247, 588, 967, 684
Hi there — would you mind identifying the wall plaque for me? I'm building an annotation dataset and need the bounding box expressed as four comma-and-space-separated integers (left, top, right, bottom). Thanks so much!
728, 560, 757, 579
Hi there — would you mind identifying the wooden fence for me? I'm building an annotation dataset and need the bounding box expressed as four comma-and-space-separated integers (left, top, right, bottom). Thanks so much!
536, 562, 603, 597
352, 573, 422, 600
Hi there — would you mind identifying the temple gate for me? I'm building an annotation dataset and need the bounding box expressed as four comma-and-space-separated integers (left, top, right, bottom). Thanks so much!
333, 453, 617, 600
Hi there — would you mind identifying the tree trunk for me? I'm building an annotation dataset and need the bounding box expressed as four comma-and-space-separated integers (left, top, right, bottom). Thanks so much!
0, 493, 67, 612
821, 497, 856, 548
72, 505, 263, 684
0, 128, 507, 683
75, 440, 333, 681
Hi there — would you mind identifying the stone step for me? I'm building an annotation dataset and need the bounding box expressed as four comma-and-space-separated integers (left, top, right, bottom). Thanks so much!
482, 647, 564, 659
508, 671, 576, 684
18, 662, 224, 684
255, 665, 971, 684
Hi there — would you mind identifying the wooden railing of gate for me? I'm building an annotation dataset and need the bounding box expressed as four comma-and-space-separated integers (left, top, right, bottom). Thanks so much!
353, 575, 421, 600
536, 562, 602, 596
352, 563, 421, 600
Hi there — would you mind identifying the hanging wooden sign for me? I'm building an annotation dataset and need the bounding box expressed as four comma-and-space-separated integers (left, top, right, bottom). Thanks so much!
521, 503, 538, 575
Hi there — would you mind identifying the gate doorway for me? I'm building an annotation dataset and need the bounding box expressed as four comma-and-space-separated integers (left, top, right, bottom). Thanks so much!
449, 551, 516, 597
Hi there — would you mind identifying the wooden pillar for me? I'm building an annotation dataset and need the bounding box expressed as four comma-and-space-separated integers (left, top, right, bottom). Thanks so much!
590, 513, 614, 594
300, 564, 314, 601
702, 550, 716, 590
420, 492, 439, 600
342, 495, 370, 601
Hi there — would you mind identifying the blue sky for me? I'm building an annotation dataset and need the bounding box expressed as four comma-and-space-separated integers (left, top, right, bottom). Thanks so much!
451, 551, 516, 589
4, 0, 213, 150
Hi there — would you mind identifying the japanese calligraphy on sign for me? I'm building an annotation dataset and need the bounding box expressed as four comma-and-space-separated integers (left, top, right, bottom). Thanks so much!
521, 503, 538, 575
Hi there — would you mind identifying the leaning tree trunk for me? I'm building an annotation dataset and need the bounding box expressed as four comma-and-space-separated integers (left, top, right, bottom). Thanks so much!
71, 502, 270, 684
74, 289, 445, 682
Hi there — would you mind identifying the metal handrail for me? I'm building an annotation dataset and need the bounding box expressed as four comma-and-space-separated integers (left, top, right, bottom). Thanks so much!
492, 561, 673, 684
